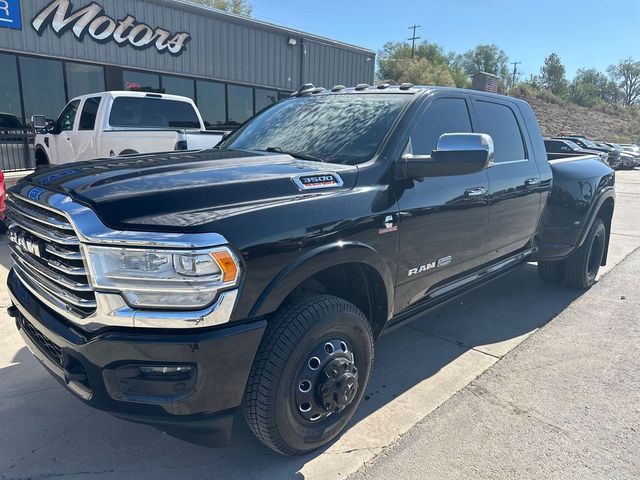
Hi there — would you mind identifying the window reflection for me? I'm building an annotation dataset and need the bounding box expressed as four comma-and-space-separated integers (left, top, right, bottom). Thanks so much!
255, 88, 278, 113
123, 70, 160, 92
20, 56, 66, 123
66, 63, 105, 99
227, 84, 253, 126
227, 94, 410, 165
0, 53, 23, 126
196, 81, 226, 129
162, 76, 195, 100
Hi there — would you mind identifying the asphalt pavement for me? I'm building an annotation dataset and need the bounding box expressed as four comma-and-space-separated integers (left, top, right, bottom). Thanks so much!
352, 247, 640, 480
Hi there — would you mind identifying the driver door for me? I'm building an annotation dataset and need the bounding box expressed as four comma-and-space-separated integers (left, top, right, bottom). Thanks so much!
392, 95, 490, 313
50, 100, 80, 165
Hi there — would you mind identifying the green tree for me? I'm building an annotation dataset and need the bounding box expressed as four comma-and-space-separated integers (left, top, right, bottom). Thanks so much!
539, 53, 567, 96
377, 41, 454, 86
569, 68, 618, 107
460, 44, 510, 85
608, 58, 640, 106
187, 0, 252, 16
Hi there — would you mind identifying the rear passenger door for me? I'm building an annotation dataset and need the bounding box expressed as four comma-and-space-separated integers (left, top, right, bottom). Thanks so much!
471, 98, 542, 262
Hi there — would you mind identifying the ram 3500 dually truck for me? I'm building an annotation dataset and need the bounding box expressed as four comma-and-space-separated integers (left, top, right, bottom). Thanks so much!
31, 91, 227, 168
6, 85, 615, 455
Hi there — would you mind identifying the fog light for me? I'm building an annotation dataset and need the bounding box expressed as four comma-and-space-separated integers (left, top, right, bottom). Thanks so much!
139, 365, 192, 376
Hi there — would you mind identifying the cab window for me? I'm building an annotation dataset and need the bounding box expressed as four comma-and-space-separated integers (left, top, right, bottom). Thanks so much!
56, 100, 80, 132
410, 97, 472, 154
474, 100, 526, 163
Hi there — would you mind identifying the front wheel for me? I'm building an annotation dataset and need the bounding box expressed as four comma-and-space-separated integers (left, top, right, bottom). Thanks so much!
564, 218, 607, 289
244, 294, 374, 455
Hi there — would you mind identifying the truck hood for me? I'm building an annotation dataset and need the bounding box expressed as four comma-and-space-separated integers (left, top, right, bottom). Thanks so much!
21, 150, 358, 232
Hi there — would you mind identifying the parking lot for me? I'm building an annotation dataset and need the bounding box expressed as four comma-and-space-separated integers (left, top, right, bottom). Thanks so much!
0, 169, 639, 480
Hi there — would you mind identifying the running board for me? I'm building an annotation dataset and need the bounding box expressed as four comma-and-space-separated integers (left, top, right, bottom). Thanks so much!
385, 247, 536, 333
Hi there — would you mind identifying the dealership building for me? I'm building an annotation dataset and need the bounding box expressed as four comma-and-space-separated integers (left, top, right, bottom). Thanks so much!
0, 0, 375, 131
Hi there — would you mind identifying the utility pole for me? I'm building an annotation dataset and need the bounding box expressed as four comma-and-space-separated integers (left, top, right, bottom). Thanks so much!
408, 25, 421, 58
511, 61, 522, 90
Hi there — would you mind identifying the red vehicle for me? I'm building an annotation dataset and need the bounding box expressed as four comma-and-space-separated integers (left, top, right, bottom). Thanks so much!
0, 170, 6, 233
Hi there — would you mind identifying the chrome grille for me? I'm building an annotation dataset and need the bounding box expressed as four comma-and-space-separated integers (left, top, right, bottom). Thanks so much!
6, 193, 97, 319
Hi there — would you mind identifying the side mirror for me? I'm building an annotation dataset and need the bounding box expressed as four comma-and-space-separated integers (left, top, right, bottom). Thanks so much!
31, 115, 47, 130
403, 133, 494, 178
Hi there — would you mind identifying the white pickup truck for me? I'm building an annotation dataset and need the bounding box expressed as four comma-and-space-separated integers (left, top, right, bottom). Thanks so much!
32, 91, 228, 167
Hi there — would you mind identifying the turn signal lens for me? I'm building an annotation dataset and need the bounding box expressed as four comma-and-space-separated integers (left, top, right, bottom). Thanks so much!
211, 250, 239, 283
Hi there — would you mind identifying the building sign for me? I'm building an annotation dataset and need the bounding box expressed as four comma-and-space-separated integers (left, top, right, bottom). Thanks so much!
32, 0, 191, 55
0, 0, 22, 30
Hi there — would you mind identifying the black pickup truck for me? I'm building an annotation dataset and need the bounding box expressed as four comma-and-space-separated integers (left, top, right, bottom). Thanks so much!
5, 85, 615, 455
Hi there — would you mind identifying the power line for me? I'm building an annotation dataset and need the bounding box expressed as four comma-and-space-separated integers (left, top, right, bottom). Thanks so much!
408, 25, 421, 58
511, 61, 522, 89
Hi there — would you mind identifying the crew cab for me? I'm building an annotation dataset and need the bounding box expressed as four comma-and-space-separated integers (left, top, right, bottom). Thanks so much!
31, 91, 227, 168
5, 84, 615, 456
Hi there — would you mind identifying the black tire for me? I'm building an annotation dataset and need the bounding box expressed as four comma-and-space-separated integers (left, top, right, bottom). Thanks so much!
537, 260, 565, 284
565, 218, 607, 289
244, 294, 374, 455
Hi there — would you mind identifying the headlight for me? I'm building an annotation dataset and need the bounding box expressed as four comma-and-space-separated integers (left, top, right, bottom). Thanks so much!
83, 245, 240, 309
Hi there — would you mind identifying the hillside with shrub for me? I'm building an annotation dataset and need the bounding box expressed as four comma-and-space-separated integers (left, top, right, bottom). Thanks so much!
511, 86, 640, 142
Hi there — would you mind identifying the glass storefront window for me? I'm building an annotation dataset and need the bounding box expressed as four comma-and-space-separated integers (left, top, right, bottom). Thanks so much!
66, 62, 105, 99
123, 70, 160, 92
196, 81, 226, 129
20, 56, 66, 123
227, 84, 254, 126
0, 53, 23, 127
255, 88, 278, 113
162, 76, 195, 100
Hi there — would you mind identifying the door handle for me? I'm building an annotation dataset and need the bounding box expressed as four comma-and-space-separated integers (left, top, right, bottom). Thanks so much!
524, 177, 541, 186
464, 187, 487, 197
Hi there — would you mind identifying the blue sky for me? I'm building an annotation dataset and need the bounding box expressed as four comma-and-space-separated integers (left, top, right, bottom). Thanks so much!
251, 0, 639, 79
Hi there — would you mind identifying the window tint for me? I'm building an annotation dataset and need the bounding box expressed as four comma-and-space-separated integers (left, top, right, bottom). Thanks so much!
411, 98, 472, 155
79, 97, 101, 130
474, 100, 526, 163
196, 81, 226, 129
255, 88, 278, 113
544, 140, 562, 152
123, 70, 160, 92
226, 94, 410, 165
57, 100, 80, 131
109, 97, 200, 128
0, 53, 23, 126
227, 84, 254, 126
66, 63, 105, 99
20, 56, 66, 123
162, 76, 195, 100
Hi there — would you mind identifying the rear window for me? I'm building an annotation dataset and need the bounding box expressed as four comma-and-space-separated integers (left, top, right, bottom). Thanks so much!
109, 97, 200, 128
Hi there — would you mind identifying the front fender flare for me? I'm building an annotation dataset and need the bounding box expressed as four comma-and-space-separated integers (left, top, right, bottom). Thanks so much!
248, 241, 395, 320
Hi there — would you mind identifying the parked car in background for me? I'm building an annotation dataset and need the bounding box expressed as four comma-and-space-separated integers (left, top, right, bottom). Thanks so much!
32, 91, 229, 168
553, 136, 621, 168
600, 142, 638, 169
544, 138, 608, 163
6, 85, 615, 455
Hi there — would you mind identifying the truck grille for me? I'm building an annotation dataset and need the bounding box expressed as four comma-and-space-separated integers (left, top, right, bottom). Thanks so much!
19, 315, 64, 369
5, 193, 97, 319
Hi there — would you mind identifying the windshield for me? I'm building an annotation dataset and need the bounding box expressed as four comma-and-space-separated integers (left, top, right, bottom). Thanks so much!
581, 139, 599, 148
223, 94, 411, 165
564, 140, 581, 150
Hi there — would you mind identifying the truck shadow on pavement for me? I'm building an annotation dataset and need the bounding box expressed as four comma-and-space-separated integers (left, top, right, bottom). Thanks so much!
0, 263, 584, 480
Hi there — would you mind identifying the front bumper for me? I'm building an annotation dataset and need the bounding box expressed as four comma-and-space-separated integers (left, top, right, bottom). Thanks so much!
8, 269, 266, 446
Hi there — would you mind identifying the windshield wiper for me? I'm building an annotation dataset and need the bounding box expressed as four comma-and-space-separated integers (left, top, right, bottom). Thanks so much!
264, 146, 325, 163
